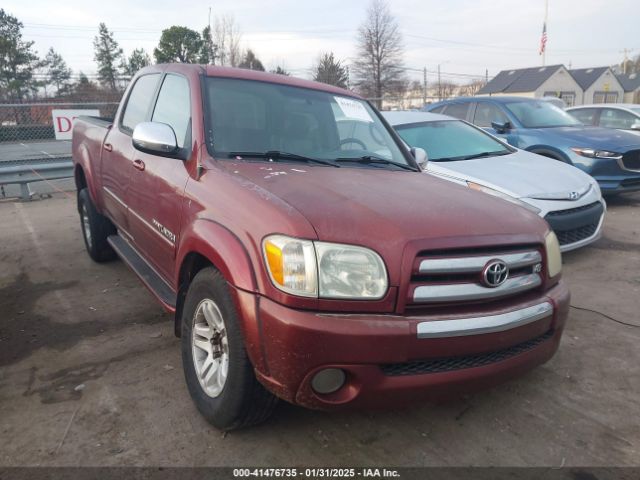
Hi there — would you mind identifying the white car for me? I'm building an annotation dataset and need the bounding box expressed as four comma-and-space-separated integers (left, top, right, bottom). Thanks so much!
383, 111, 606, 252
566, 104, 640, 134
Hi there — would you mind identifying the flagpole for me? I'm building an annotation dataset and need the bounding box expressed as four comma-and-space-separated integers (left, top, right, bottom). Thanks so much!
543, 0, 548, 66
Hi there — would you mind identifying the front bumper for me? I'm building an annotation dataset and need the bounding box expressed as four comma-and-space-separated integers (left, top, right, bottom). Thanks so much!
240, 281, 570, 410
572, 156, 640, 194
544, 200, 606, 252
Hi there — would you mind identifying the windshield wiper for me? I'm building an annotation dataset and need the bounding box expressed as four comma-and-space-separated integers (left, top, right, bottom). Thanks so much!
460, 151, 511, 160
335, 155, 417, 171
229, 151, 340, 167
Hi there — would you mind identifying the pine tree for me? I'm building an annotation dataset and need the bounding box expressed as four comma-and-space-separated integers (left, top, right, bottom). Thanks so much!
122, 48, 151, 77
93, 22, 123, 91
44, 47, 72, 95
313, 53, 349, 88
0, 9, 42, 101
239, 49, 264, 71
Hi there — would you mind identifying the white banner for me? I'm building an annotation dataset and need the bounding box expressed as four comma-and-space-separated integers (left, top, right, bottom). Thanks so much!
52, 109, 100, 140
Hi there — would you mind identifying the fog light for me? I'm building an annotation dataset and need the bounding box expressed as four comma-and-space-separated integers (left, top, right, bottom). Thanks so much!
311, 368, 346, 394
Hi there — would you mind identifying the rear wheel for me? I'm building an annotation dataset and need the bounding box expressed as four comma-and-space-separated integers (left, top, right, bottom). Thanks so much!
181, 267, 278, 430
78, 188, 116, 262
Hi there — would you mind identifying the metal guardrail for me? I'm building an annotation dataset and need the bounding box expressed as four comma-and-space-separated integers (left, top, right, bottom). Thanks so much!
0, 157, 74, 200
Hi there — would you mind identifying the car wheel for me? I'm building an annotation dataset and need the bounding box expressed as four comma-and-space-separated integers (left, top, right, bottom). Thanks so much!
78, 188, 116, 263
181, 267, 278, 430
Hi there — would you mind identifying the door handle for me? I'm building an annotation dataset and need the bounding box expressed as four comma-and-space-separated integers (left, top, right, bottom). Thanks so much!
132, 159, 146, 171
103, 143, 113, 152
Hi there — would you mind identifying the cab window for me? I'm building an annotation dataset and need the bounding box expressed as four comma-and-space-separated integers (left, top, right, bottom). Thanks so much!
121, 74, 161, 134
152, 75, 191, 148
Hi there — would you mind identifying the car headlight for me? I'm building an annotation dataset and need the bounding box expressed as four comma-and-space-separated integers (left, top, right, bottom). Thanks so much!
467, 182, 542, 214
262, 235, 388, 299
544, 231, 562, 278
571, 147, 622, 160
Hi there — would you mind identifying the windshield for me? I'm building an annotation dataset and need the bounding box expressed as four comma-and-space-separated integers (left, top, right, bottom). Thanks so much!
204, 77, 411, 167
505, 100, 582, 128
394, 120, 512, 162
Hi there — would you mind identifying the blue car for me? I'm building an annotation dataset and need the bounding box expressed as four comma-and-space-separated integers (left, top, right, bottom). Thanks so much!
424, 96, 640, 194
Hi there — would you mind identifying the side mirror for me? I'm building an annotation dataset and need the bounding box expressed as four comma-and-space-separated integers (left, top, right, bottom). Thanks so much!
132, 122, 179, 157
631, 122, 640, 131
491, 121, 511, 134
411, 147, 428, 170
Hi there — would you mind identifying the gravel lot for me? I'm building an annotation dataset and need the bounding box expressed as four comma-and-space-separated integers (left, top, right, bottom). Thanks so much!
0, 192, 638, 467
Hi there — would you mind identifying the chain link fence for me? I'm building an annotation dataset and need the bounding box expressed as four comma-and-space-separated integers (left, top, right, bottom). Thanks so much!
0, 100, 120, 199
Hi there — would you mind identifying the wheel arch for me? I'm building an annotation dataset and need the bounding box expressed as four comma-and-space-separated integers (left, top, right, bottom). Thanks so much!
174, 219, 259, 338
526, 145, 572, 164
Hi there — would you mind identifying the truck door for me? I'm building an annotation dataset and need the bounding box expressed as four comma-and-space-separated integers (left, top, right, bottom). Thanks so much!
101, 73, 161, 236
127, 73, 191, 281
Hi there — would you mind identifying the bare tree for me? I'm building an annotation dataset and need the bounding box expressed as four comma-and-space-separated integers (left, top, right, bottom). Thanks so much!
438, 80, 457, 100
352, 0, 407, 108
214, 15, 242, 67
459, 79, 485, 97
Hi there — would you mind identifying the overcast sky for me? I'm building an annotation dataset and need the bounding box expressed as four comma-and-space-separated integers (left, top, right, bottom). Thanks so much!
5, 0, 639, 84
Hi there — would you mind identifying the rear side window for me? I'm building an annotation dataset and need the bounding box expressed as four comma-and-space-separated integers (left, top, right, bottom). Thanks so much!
152, 75, 191, 148
473, 103, 509, 127
599, 109, 637, 129
430, 105, 446, 114
569, 108, 597, 126
442, 103, 469, 121
121, 74, 161, 133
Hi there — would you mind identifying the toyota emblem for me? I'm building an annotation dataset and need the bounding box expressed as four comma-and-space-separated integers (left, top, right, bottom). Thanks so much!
482, 260, 509, 288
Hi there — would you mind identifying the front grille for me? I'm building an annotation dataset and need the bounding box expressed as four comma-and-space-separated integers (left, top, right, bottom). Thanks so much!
622, 150, 640, 171
546, 201, 601, 217
408, 246, 543, 305
381, 330, 554, 376
555, 223, 598, 246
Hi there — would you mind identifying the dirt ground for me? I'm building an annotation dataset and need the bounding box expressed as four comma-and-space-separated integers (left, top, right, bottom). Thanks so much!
0, 192, 638, 467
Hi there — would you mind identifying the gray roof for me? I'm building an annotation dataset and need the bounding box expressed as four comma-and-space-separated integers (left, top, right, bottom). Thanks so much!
616, 72, 640, 92
569, 67, 609, 89
477, 65, 564, 95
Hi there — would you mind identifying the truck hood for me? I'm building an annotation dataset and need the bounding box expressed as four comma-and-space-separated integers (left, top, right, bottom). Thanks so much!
427, 149, 594, 200
533, 125, 640, 151
220, 161, 547, 249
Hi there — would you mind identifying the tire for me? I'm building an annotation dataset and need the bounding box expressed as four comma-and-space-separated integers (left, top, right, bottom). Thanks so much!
181, 267, 278, 430
78, 188, 117, 263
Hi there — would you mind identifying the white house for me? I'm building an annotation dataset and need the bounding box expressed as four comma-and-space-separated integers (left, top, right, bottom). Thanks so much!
569, 67, 624, 104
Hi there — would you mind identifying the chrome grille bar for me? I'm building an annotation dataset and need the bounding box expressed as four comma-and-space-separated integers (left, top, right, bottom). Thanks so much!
413, 273, 542, 303
416, 302, 553, 338
418, 250, 541, 274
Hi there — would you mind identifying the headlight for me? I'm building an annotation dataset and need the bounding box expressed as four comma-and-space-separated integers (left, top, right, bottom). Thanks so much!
544, 231, 562, 278
467, 182, 542, 214
262, 235, 388, 300
316, 243, 387, 299
571, 147, 622, 160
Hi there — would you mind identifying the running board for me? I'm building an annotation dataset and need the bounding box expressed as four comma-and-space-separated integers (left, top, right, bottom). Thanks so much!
107, 234, 176, 309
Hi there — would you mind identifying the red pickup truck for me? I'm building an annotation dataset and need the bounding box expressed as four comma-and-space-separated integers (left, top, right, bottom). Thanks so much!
72, 64, 569, 430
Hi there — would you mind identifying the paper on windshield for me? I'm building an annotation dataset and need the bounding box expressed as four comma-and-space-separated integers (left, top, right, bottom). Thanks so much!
334, 96, 374, 123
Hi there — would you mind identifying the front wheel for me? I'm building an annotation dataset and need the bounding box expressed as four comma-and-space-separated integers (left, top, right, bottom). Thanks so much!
181, 267, 278, 430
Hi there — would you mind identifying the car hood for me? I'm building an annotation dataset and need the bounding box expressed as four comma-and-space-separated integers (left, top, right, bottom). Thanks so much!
220, 161, 548, 248
427, 149, 594, 200
533, 126, 640, 150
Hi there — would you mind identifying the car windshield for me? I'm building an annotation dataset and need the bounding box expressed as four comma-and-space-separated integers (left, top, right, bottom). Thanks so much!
505, 100, 582, 128
203, 77, 412, 168
394, 120, 512, 162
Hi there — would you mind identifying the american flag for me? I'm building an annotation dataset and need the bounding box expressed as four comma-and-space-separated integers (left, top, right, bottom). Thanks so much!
539, 22, 548, 55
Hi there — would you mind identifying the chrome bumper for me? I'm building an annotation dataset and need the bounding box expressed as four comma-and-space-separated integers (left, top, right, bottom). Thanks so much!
416, 302, 553, 339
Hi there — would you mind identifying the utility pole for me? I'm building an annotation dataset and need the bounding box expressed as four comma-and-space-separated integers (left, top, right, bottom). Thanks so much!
423, 67, 427, 106
208, 6, 214, 65
438, 64, 442, 102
